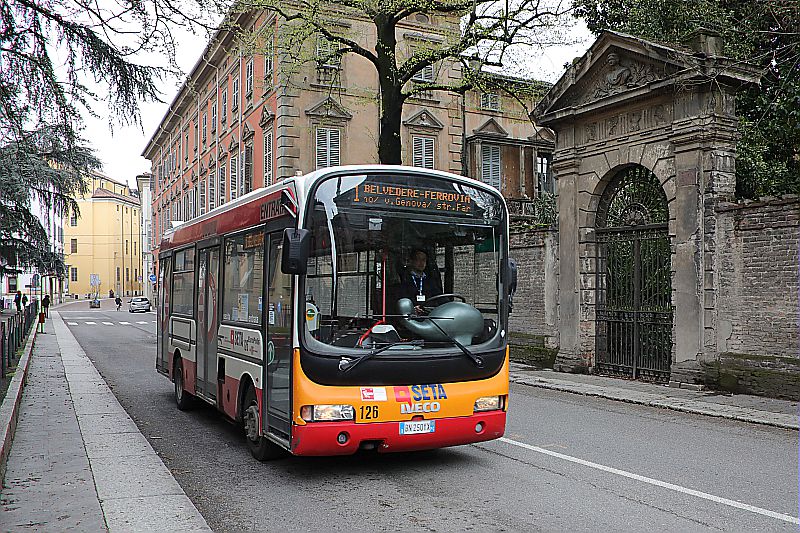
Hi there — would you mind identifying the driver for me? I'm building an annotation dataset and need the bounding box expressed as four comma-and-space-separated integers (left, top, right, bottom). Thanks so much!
396, 248, 443, 313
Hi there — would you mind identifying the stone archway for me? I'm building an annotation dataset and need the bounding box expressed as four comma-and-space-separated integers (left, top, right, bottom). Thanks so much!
533, 30, 759, 383
595, 165, 672, 382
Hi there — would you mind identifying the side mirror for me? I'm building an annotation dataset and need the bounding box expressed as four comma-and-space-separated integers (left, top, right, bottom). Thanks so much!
508, 257, 518, 295
508, 257, 518, 314
281, 228, 311, 274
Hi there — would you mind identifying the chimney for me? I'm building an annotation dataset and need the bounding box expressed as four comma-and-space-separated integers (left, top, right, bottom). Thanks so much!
684, 27, 724, 57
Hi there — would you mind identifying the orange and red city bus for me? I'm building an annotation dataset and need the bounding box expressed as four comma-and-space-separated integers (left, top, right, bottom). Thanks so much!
156, 165, 516, 459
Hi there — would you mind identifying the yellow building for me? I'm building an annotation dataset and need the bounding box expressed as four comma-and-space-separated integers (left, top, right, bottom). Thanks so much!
63, 172, 143, 298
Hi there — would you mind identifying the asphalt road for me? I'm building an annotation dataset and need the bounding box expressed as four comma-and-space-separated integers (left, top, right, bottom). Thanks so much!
59, 300, 799, 532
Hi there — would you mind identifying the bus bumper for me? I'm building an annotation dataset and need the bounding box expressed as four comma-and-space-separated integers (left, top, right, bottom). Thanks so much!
290, 411, 506, 456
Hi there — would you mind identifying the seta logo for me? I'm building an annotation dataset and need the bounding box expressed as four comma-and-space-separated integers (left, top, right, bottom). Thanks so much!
393, 384, 448, 402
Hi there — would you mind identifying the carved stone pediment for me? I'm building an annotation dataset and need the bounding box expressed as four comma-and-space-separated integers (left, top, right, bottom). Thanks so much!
403, 108, 443, 130
242, 123, 255, 140
259, 106, 275, 126
473, 118, 508, 137
199, 163, 206, 175
306, 97, 352, 120
228, 138, 238, 152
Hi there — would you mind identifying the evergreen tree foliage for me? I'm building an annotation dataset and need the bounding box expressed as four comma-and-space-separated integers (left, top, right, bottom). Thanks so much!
573, 0, 800, 198
233, 0, 572, 164
0, 0, 220, 278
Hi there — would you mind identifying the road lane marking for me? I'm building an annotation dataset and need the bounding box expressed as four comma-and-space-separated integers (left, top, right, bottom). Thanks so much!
67, 322, 78, 325
119, 321, 131, 325
84, 321, 96, 325
102, 322, 113, 325
498, 437, 799, 525
136, 321, 148, 324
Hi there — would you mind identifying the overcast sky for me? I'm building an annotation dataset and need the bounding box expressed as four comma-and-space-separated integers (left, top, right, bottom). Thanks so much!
82, 20, 592, 190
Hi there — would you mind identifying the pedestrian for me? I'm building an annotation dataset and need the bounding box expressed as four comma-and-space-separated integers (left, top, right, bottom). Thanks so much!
14, 290, 21, 312
21, 293, 28, 308
115, 296, 122, 311
42, 294, 50, 317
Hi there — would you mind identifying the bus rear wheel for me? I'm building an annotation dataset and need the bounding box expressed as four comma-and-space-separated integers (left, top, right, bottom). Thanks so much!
242, 385, 284, 461
173, 358, 193, 411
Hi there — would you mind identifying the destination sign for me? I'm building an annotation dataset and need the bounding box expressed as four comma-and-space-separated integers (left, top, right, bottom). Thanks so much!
351, 182, 473, 214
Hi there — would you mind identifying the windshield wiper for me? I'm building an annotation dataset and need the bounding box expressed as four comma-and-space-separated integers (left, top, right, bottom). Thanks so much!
407, 316, 484, 368
339, 339, 424, 373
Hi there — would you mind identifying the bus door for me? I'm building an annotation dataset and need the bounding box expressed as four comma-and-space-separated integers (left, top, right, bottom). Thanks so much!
157, 255, 172, 374
264, 231, 292, 441
195, 245, 220, 401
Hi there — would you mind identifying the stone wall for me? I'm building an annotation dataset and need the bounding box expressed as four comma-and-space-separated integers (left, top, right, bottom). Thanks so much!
508, 227, 559, 366
711, 197, 800, 399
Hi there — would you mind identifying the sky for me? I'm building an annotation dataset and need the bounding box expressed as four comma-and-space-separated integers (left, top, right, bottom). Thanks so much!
82, 19, 593, 190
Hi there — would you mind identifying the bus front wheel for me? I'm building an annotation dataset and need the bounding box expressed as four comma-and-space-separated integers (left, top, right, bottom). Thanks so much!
173, 358, 193, 411
242, 385, 284, 461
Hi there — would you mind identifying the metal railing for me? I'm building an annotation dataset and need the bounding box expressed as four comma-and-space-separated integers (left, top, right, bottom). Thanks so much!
1, 300, 40, 382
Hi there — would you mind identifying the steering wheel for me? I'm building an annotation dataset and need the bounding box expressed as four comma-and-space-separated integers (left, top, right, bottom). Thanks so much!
421, 293, 466, 310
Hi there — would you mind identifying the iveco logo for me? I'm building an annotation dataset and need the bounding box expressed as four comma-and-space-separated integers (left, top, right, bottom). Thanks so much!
400, 402, 441, 414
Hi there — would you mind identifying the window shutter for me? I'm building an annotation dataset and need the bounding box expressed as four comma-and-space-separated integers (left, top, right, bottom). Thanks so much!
481, 145, 501, 190
265, 131, 274, 186
413, 64, 434, 82
329, 129, 340, 167
316, 128, 327, 169
412, 136, 434, 169
209, 172, 216, 210
218, 166, 226, 204
230, 156, 238, 200
316, 127, 340, 169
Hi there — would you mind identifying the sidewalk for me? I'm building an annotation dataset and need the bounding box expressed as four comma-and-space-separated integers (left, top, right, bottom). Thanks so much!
510, 363, 799, 430
0, 312, 210, 532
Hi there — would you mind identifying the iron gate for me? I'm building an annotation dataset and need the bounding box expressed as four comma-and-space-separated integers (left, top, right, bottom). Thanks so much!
595, 166, 673, 382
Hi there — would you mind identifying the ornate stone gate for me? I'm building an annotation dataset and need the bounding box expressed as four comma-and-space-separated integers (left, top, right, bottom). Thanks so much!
534, 30, 759, 383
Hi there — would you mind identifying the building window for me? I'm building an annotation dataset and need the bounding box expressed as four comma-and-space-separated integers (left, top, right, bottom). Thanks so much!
125, 240, 129, 255
134, 269, 138, 282
221, 88, 228, 125
412, 135, 434, 169
116, 267, 120, 282
480, 92, 500, 111
211, 101, 217, 132
316, 38, 340, 85
202, 113, 207, 143
71, 267, 78, 282
264, 39, 274, 78
209, 171, 216, 210
232, 76, 239, 110
245, 58, 254, 96
481, 144, 501, 190
134, 241, 137, 255
199, 181, 206, 215
70, 238, 77, 253
230, 156, 238, 201
412, 64, 434, 83
70, 212, 77, 226
536, 153, 554, 195
218, 165, 226, 205
315, 127, 340, 169
184, 131, 189, 160
264, 129, 273, 186
126, 267, 130, 282
242, 143, 253, 196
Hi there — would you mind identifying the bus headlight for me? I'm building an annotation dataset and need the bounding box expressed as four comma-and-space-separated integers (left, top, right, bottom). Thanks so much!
300, 404, 355, 422
474, 396, 504, 412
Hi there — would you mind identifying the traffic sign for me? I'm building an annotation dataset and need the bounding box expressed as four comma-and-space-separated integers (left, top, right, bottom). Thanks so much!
149, 274, 157, 283
90, 274, 100, 286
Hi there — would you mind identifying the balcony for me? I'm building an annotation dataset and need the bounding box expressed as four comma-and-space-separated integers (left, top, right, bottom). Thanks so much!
506, 194, 556, 227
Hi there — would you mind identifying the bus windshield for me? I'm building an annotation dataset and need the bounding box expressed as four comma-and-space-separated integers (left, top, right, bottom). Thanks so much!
304, 172, 506, 354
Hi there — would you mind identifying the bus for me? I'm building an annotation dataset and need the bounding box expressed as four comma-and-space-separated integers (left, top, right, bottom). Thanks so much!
156, 165, 516, 459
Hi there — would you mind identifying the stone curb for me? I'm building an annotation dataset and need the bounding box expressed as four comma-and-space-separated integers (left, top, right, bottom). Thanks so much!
52, 312, 211, 532
0, 321, 37, 481
510, 375, 799, 431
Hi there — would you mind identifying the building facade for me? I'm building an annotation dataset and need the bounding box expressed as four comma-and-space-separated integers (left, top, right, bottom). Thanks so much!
1, 195, 66, 309
135, 172, 155, 302
142, 10, 555, 265
63, 172, 143, 298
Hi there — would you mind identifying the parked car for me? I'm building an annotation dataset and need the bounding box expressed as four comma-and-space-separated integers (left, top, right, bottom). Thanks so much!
128, 297, 151, 312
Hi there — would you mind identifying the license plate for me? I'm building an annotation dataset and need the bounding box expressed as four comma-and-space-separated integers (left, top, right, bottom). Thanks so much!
399, 420, 435, 435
